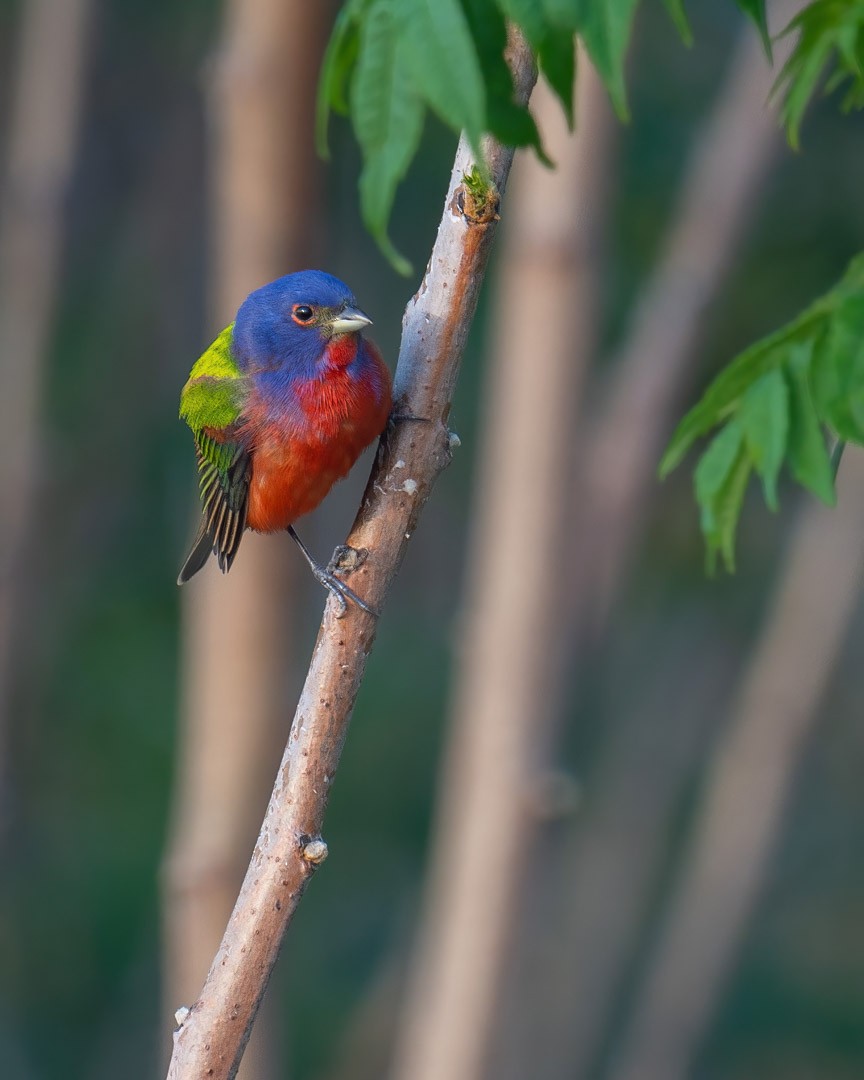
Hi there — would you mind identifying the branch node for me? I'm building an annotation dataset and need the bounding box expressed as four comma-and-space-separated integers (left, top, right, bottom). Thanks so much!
299, 836, 329, 865
453, 167, 500, 226
328, 545, 368, 574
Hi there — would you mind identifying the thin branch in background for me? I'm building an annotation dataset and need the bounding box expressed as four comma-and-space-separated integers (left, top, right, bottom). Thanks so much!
527, 630, 731, 1080
578, 0, 804, 637
161, 0, 330, 1074
388, 62, 614, 1080
608, 447, 864, 1080
525, 5, 806, 1074
315, 954, 404, 1080
165, 34, 537, 1080
0, 0, 93, 822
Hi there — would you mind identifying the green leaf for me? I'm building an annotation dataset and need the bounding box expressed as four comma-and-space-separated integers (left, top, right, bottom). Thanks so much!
462, 0, 549, 157
738, 369, 788, 510
774, 18, 834, 149
695, 417, 742, 499
537, 30, 577, 127
694, 421, 750, 572
351, 2, 399, 149
784, 342, 836, 505
316, 2, 367, 158
662, 0, 692, 46
772, 1, 864, 148
579, 0, 641, 118
396, 0, 486, 151
662, 254, 864, 568
541, 0, 579, 27
660, 322, 810, 477
359, 149, 418, 276
351, 1, 425, 274
497, 0, 577, 125
540, 0, 640, 118
660, 254, 864, 477
811, 292, 864, 441
735, 0, 772, 58
712, 449, 752, 573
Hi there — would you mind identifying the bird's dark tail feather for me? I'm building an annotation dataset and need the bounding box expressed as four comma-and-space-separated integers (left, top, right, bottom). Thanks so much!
177, 519, 214, 585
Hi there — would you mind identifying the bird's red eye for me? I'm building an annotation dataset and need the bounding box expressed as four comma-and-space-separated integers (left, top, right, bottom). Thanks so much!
292, 304, 315, 324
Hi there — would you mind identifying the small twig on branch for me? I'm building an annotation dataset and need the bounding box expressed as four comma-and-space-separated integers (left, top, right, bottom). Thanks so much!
165, 33, 537, 1080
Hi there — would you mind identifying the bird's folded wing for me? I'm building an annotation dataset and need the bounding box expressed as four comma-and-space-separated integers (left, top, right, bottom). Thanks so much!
179, 325, 251, 573
191, 431, 249, 571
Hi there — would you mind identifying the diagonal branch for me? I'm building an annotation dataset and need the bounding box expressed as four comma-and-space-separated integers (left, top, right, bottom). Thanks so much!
165, 33, 537, 1080
162, 1, 329, 1075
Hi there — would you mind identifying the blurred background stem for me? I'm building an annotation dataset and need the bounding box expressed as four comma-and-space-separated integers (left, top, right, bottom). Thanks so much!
577, 0, 805, 639
161, 0, 330, 1074
609, 445, 864, 1080
0, 0, 93, 830
389, 63, 613, 1080
527, 6, 805, 1076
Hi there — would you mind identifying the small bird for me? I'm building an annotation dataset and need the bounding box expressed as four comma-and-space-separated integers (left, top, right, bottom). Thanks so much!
178, 270, 392, 613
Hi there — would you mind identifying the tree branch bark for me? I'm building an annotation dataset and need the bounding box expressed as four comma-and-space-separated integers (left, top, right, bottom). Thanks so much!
532, 632, 729, 1080
165, 34, 537, 1080
162, 3, 329, 1074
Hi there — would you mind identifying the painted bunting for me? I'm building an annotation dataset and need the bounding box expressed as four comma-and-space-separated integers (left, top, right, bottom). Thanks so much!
178, 270, 392, 613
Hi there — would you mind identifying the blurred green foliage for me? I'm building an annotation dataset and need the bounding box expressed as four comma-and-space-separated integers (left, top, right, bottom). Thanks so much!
775, 0, 864, 149
662, 257, 864, 569
320, 0, 864, 572
662, 0, 864, 567
317, 0, 862, 273
1, 1, 864, 1079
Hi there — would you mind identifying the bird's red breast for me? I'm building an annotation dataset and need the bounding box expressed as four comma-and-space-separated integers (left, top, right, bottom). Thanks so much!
242, 338, 391, 533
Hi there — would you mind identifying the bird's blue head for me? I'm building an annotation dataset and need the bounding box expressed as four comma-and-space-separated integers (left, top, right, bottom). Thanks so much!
231, 270, 372, 377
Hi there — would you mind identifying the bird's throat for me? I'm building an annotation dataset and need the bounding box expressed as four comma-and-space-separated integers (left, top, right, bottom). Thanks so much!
324, 333, 360, 369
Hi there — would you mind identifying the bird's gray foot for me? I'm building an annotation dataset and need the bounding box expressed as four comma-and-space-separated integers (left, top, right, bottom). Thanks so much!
311, 562, 377, 619
288, 526, 377, 618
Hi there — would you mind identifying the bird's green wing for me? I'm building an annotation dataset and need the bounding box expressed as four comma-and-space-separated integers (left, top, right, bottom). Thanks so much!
178, 324, 252, 580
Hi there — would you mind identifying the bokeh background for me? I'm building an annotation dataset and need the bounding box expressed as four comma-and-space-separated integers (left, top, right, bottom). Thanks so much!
2, 0, 864, 1078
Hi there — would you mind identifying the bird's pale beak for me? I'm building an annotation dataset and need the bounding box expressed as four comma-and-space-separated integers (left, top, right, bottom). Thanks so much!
330, 305, 372, 335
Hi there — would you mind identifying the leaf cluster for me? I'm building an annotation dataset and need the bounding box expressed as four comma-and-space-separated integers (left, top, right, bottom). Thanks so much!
316, 0, 864, 566
661, 256, 864, 570
318, 1, 864, 271
773, 0, 864, 149
661, 1, 864, 567
317, 0, 626, 274
316, 0, 675, 272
